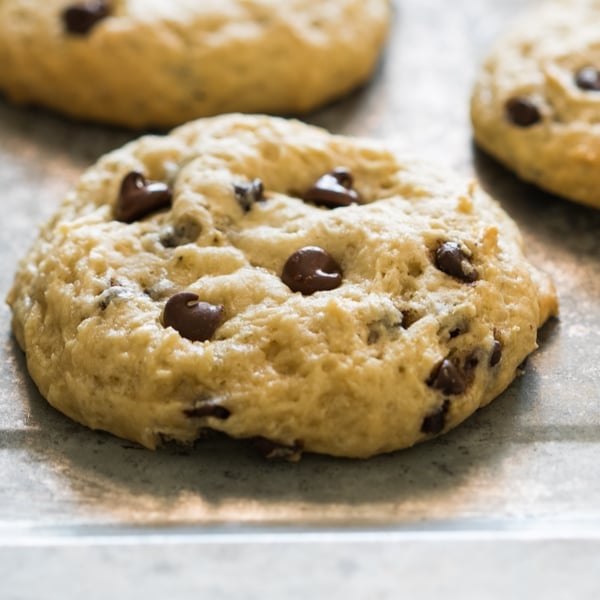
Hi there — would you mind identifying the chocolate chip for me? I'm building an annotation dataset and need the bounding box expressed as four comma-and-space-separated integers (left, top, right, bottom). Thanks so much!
184, 404, 230, 420
234, 179, 264, 212
367, 330, 380, 345
427, 358, 466, 395
505, 97, 542, 127
252, 437, 304, 461
162, 292, 223, 342
466, 352, 479, 371
159, 220, 201, 248
435, 242, 478, 282
98, 285, 131, 310
115, 171, 172, 223
490, 339, 503, 367
281, 246, 343, 295
575, 67, 600, 91
302, 167, 360, 209
421, 399, 451, 435
367, 314, 403, 344
63, 1, 111, 35
400, 309, 422, 329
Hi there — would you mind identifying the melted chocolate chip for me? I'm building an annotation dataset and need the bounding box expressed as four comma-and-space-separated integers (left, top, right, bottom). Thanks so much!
63, 1, 111, 35
427, 358, 466, 395
575, 67, 600, 91
252, 437, 304, 461
302, 167, 360, 209
281, 246, 343, 295
162, 292, 223, 342
490, 339, 503, 367
505, 97, 542, 127
421, 399, 451, 435
435, 242, 478, 282
115, 171, 172, 223
184, 404, 231, 420
234, 179, 264, 212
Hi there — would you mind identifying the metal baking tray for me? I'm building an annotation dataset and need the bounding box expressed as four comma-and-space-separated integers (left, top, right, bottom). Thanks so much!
1, 0, 599, 597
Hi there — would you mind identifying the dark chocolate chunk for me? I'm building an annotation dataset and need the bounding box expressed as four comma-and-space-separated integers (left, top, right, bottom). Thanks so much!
281, 246, 343, 295
490, 339, 503, 367
302, 167, 360, 209
575, 67, 600, 91
115, 171, 172, 223
162, 292, 223, 342
505, 97, 542, 127
62, 1, 111, 35
252, 437, 304, 461
234, 179, 264, 212
435, 242, 478, 282
421, 399, 451, 435
184, 404, 230, 420
427, 358, 466, 395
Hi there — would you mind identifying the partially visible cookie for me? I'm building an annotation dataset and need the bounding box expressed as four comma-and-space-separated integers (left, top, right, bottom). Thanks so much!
7, 114, 558, 459
471, 0, 600, 208
0, 0, 391, 128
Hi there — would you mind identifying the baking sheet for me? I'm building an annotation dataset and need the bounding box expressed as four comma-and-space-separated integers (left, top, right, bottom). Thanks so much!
1, 0, 599, 597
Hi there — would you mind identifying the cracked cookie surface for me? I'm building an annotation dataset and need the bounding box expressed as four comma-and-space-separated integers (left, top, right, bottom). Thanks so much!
8, 114, 558, 458
471, 0, 600, 208
0, 0, 391, 127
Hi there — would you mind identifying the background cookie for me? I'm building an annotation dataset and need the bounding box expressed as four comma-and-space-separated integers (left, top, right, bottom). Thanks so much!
7, 114, 558, 459
0, 0, 391, 128
471, 0, 600, 209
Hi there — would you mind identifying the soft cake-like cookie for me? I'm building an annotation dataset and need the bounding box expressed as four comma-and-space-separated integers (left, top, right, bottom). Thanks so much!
8, 115, 558, 459
471, 0, 600, 209
0, 0, 390, 128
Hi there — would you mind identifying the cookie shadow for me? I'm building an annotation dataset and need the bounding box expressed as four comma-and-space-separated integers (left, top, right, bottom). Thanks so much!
0, 94, 139, 167
472, 143, 600, 258
301, 1, 399, 137
6, 329, 557, 530
302, 42, 392, 138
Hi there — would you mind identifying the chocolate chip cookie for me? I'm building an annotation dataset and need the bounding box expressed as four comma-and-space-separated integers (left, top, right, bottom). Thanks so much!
0, 0, 391, 128
471, 0, 600, 208
7, 114, 558, 459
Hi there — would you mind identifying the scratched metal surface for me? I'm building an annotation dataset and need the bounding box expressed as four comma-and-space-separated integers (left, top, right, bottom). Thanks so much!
1, 0, 599, 598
